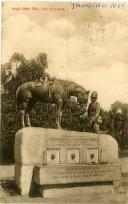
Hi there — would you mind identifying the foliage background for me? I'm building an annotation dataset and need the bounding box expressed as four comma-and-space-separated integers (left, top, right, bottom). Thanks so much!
1, 53, 128, 164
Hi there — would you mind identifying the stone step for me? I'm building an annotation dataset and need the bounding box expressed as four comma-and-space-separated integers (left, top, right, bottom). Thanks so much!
39, 184, 114, 198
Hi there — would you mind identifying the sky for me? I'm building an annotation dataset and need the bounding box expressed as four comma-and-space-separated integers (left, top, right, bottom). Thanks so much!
2, 2, 128, 109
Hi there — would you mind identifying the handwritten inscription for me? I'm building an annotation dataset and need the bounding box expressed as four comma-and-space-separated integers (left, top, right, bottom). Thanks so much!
72, 2, 125, 9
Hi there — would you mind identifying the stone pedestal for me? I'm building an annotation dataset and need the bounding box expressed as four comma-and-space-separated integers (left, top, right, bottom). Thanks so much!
14, 127, 121, 196
34, 163, 121, 197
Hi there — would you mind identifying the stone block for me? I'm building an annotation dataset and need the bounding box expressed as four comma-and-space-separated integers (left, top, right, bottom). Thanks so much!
14, 127, 120, 196
15, 127, 119, 165
40, 185, 114, 198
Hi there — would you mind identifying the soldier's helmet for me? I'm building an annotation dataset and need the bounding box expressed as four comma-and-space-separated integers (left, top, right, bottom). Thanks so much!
39, 53, 47, 59
91, 91, 98, 98
37, 53, 47, 64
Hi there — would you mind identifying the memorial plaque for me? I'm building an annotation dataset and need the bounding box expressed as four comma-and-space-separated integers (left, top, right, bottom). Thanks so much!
86, 148, 99, 164
67, 149, 80, 164
46, 149, 60, 164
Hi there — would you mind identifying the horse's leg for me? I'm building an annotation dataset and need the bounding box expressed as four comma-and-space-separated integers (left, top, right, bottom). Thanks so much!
26, 113, 31, 127
20, 110, 25, 128
60, 111, 63, 123
20, 101, 29, 128
56, 97, 63, 129
25, 100, 34, 127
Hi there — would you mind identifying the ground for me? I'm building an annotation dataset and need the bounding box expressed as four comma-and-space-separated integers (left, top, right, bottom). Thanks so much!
0, 157, 128, 203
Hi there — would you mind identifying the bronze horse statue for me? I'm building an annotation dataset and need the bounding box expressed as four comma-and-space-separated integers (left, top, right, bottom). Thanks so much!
16, 79, 90, 128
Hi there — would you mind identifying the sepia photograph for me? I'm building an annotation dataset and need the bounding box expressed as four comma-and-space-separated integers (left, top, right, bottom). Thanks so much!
0, 1, 128, 203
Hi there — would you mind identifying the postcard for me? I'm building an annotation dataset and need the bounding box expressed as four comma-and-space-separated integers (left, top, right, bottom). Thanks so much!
0, 1, 128, 203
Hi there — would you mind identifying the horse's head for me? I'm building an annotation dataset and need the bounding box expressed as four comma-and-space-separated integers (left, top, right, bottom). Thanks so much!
77, 90, 90, 106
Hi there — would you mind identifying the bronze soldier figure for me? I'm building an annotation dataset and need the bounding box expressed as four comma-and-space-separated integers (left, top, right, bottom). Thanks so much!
37, 53, 48, 70
88, 91, 102, 133
35, 53, 50, 84
35, 53, 51, 96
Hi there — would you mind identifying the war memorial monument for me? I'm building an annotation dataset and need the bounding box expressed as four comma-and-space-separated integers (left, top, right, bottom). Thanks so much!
1, 2, 128, 203
14, 77, 121, 197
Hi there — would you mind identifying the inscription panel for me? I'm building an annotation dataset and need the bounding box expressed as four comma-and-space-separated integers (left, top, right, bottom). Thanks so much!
47, 134, 99, 148
34, 164, 121, 185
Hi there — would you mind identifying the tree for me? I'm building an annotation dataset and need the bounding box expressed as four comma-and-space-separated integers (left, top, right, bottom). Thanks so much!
2, 52, 49, 94
1, 63, 13, 85
110, 101, 128, 149
1, 52, 50, 163
9, 52, 27, 69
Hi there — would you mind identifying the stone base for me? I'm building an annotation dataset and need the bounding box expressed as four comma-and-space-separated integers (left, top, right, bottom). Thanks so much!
39, 184, 114, 198
33, 163, 121, 185
33, 163, 121, 198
